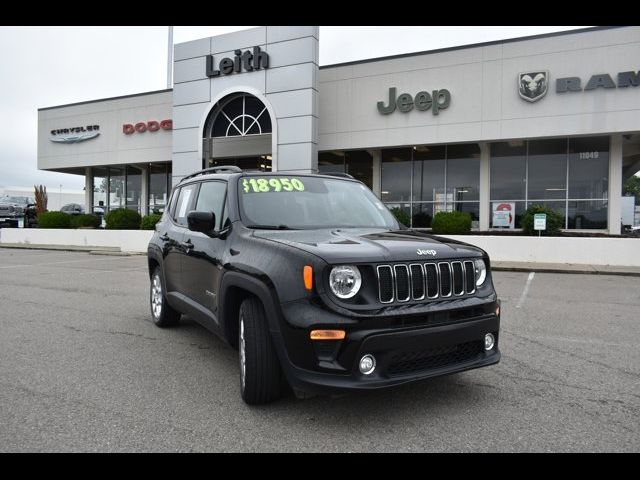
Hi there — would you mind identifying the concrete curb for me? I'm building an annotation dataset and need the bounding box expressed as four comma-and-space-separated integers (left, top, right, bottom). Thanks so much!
492, 262, 640, 277
0, 243, 120, 253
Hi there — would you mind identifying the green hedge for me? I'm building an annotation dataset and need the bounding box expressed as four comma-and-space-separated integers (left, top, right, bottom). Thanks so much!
37, 211, 71, 229
104, 208, 141, 230
140, 214, 162, 230
521, 204, 564, 236
389, 207, 410, 227
70, 214, 101, 229
431, 211, 472, 234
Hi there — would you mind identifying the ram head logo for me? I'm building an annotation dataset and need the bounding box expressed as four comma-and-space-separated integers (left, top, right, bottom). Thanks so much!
518, 71, 549, 102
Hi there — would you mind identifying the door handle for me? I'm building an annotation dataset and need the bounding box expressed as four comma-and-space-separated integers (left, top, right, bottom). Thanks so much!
159, 233, 170, 241
181, 240, 194, 251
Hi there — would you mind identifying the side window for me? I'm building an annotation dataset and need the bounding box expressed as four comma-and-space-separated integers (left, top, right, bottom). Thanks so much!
195, 181, 227, 230
173, 184, 198, 227
167, 188, 180, 219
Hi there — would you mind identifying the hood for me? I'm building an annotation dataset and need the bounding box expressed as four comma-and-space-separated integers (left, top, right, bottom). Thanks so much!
251, 228, 485, 264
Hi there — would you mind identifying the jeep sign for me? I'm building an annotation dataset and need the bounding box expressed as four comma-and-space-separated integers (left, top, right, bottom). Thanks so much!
377, 87, 451, 115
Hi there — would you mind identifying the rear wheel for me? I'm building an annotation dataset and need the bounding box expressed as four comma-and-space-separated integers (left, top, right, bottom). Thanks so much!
239, 297, 282, 404
150, 267, 180, 327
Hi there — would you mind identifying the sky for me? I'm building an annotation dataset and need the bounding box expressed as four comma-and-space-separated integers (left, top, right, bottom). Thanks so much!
0, 26, 591, 191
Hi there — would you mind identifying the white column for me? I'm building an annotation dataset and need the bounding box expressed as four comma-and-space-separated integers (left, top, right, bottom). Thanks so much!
608, 134, 623, 234
479, 142, 490, 231
84, 167, 92, 214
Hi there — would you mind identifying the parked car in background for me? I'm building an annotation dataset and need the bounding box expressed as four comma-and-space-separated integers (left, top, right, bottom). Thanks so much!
60, 203, 85, 215
0, 195, 37, 228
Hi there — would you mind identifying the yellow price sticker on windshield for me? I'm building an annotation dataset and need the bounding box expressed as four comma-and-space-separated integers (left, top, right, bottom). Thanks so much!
242, 178, 305, 193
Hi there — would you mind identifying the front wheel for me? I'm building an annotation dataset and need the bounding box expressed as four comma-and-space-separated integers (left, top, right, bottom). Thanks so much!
150, 267, 180, 327
239, 297, 282, 405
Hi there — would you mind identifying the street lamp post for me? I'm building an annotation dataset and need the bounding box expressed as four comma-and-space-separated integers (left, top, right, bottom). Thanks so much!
59, 184, 62, 210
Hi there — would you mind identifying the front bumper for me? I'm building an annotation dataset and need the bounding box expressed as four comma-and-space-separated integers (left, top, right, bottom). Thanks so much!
272, 300, 500, 395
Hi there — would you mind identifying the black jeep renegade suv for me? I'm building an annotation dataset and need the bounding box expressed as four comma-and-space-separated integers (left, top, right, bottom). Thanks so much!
147, 166, 501, 404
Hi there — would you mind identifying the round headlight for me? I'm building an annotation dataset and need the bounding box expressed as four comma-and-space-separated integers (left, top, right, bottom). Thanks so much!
474, 259, 487, 286
329, 265, 362, 299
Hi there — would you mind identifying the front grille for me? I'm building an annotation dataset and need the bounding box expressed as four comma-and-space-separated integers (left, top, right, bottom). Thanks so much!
387, 340, 484, 376
394, 265, 410, 302
377, 260, 477, 304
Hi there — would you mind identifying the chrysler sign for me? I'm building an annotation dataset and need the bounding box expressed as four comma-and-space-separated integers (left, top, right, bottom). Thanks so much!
50, 125, 100, 143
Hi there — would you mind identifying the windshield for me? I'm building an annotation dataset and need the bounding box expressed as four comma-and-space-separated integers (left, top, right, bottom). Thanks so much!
1, 196, 29, 204
238, 176, 399, 229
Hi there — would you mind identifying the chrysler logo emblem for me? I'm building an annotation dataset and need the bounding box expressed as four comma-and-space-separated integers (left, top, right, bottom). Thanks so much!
518, 71, 549, 103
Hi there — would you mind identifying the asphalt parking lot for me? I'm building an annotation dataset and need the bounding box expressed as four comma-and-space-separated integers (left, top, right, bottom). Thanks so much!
0, 248, 638, 452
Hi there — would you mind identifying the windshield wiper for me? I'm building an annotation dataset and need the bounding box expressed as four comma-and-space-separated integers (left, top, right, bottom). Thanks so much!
245, 224, 296, 230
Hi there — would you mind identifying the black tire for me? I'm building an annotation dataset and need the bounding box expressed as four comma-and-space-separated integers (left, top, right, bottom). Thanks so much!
150, 266, 180, 327
239, 297, 282, 404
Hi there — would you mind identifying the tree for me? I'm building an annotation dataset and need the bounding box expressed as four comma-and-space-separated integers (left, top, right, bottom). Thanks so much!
34, 184, 48, 215
623, 175, 640, 203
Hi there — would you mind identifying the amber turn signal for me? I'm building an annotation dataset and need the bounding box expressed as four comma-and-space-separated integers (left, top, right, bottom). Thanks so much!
310, 330, 346, 340
303, 265, 313, 291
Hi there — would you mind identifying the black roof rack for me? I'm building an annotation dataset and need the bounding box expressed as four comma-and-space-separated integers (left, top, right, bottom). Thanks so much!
321, 172, 355, 179
181, 165, 242, 181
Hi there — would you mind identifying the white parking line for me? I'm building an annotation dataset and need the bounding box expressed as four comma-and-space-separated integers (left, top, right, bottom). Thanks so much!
0, 255, 139, 269
515, 272, 535, 309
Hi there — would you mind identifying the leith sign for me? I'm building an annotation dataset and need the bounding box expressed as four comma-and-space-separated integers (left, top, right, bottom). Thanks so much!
206, 46, 269, 78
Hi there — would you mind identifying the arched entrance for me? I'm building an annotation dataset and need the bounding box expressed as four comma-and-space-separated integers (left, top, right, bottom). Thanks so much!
202, 92, 272, 171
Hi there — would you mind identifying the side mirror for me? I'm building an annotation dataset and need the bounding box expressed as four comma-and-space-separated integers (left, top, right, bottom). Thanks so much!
187, 211, 216, 235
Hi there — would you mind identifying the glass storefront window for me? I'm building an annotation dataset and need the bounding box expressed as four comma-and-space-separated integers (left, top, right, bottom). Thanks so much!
346, 150, 373, 190
380, 143, 480, 228
527, 138, 567, 200
567, 200, 608, 229
319, 151, 345, 173
412, 145, 445, 202
447, 143, 480, 203
568, 137, 609, 200
490, 142, 527, 201
126, 165, 142, 213
109, 166, 125, 211
455, 202, 480, 226
381, 148, 412, 202
92, 167, 108, 216
149, 163, 170, 215
527, 201, 566, 217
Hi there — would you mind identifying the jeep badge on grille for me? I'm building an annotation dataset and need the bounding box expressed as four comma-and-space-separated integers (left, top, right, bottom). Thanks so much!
417, 249, 436, 256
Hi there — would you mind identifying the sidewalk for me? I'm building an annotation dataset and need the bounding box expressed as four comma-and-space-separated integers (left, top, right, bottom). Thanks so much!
492, 261, 640, 276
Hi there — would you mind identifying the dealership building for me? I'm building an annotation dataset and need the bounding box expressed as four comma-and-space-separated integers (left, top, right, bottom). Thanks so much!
38, 26, 640, 234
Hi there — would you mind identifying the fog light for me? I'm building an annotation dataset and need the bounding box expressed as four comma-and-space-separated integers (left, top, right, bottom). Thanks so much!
359, 354, 376, 375
484, 333, 495, 351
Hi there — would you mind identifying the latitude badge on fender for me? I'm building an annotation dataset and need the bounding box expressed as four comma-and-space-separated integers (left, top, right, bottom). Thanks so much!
518, 71, 549, 102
